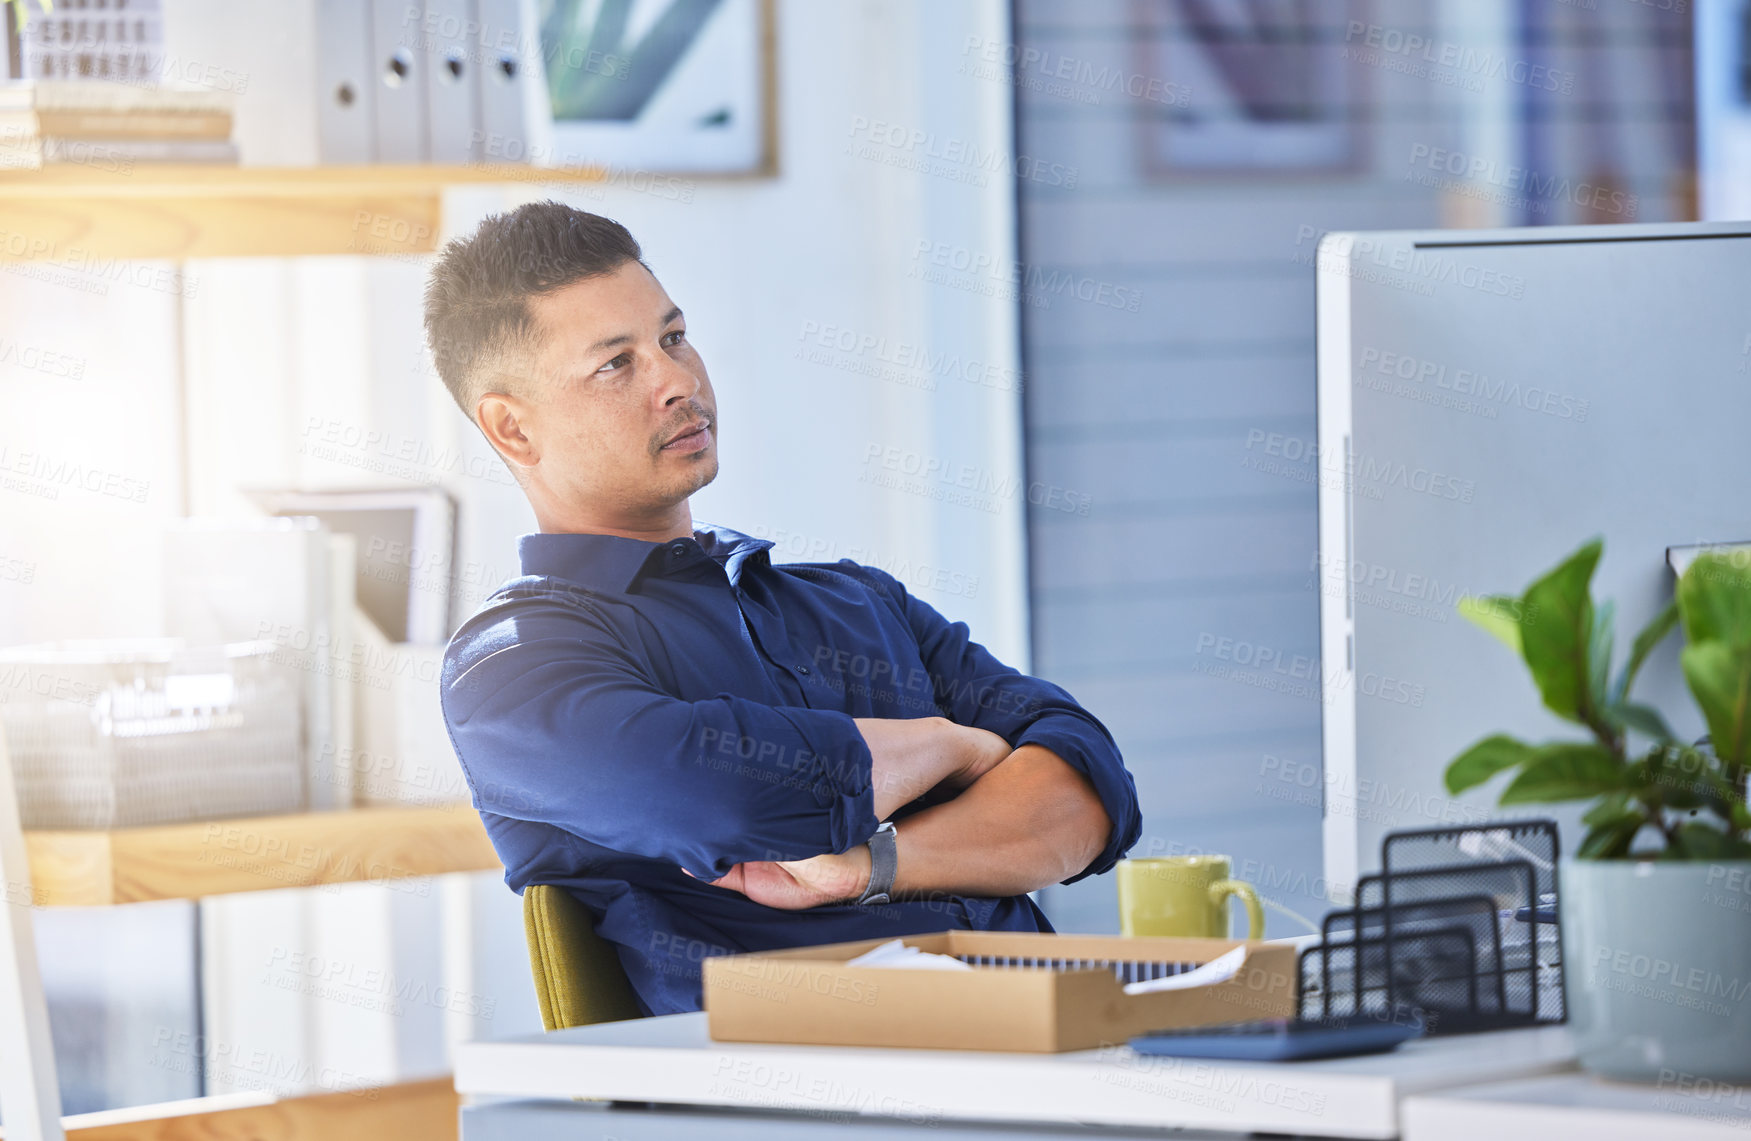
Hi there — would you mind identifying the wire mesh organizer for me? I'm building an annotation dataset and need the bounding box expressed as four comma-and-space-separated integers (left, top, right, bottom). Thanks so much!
0, 639, 305, 829
1298, 821, 1562, 1035
956, 951, 1227, 987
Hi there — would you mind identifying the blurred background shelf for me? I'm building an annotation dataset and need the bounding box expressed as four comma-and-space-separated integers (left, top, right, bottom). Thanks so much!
56, 1077, 457, 1140
23, 804, 498, 907
0, 164, 609, 260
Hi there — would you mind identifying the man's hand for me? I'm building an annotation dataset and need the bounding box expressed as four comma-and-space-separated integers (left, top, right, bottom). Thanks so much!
705, 847, 871, 910
856, 716, 1012, 819
940, 722, 1013, 789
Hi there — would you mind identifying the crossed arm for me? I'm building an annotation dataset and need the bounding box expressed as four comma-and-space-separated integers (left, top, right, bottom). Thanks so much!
704, 716, 1115, 909
444, 569, 1139, 907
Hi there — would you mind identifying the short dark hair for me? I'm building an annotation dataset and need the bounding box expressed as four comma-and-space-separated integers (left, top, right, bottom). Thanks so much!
422, 200, 645, 416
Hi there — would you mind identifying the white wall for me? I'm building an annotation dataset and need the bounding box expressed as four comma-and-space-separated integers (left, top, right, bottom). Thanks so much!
0, 0, 1029, 1106
0, 265, 184, 643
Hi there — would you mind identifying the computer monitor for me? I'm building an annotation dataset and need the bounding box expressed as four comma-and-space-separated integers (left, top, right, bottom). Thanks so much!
1314, 221, 1751, 895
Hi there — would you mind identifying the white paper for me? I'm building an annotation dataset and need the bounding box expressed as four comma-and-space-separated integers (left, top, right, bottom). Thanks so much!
844, 939, 974, 972
1122, 946, 1248, 996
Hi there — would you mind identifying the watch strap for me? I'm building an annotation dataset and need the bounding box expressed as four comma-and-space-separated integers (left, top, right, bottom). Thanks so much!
857, 821, 898, 905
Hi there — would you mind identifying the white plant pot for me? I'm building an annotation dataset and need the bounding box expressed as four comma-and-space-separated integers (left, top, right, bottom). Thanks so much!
1560, 858, 1751, 1082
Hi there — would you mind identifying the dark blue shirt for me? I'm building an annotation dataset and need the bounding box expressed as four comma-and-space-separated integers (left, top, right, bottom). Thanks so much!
440, 523, 1141, 1015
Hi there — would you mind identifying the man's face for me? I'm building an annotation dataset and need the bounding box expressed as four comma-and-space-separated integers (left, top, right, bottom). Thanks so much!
513, 260, 717, 518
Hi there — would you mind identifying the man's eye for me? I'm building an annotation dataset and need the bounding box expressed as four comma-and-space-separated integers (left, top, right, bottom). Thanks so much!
597, 353, 631, 373
663, 330, 686, 346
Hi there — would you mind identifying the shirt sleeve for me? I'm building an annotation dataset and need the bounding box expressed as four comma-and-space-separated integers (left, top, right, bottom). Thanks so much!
860, 565, 1143, 883
440, 591, 879, 878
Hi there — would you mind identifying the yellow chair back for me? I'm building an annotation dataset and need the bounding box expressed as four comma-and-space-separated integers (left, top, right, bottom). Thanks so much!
522, 884, 645, 1030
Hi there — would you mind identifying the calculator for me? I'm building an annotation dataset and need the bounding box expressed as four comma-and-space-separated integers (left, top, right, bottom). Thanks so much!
1129, 1007, 1426, 1062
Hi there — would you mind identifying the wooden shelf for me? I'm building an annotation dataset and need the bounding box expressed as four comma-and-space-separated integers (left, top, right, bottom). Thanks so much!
59, 1077, 457, 1140
0, 163, 610, 261
23, 804, 500, 907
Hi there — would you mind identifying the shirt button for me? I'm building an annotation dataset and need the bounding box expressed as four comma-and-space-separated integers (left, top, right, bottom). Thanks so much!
669, 542, 688, 557
796, 665, 811, 675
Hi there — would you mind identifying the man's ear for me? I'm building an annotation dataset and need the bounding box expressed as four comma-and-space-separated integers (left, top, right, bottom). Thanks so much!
477, 392, 538, 467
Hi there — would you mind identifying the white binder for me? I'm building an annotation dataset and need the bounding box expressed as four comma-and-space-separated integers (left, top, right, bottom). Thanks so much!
370, 0, 429, 162
424, 0, 480, 164
316, 0, 377, 163
475, 0, 535, 163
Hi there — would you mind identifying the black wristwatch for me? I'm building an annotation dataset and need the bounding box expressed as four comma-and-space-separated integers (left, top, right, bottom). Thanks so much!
856, 821, 898, 905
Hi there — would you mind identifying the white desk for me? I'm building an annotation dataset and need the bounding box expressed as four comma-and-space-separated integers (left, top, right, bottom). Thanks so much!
1403, 1073, 1751, 1141
454, 1013, 1577, 1139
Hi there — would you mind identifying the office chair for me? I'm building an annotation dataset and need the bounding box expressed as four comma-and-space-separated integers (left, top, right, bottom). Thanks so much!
522, 884, 646, 1030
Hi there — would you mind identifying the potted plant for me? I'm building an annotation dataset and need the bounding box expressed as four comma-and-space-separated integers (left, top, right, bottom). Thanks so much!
1443, 538, 1751, 1082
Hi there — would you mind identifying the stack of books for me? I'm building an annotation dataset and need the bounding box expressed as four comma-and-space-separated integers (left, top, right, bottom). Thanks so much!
0, 80, 238, 171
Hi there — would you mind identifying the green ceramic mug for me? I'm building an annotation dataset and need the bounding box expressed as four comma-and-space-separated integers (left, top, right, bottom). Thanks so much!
1117, 855, 1265, 939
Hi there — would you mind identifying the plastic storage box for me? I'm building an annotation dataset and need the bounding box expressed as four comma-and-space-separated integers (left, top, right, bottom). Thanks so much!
0, 639, 305, 829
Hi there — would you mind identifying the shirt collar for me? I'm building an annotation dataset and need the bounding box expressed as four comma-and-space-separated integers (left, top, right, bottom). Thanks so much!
516, 521, 774, 593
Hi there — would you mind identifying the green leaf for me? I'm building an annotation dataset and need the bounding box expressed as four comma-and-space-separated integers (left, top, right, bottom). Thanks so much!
1444, 735, 1535, 795
1607, 701, 1677, 744
1582, 790, 1631, 827
1458, 594, 1524, 654
1613, 599, 1678, 704
1681, 641, 1751, 771
1659, 778, 1708, 810
1678, 552, 1751, 649
1499, 742, 1624, 804
1644, 746, 1746, 823
1666, 821, 1751, 861
1577, 813, 1644, 859
1518, 539, 1603, 724
1589, 599, 1616, 721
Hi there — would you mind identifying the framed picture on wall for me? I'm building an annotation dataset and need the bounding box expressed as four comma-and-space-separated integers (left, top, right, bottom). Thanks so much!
529, 0, 774, 174
1132, 0, 1367, 176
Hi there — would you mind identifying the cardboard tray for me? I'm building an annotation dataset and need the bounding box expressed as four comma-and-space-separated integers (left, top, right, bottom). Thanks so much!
703, 931, 1298, 1053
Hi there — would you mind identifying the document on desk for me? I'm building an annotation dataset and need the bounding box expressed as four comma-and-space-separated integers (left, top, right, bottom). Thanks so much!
845, 939, 974, 971
844, 938, 1247, 993
1122, 946, 1247, 995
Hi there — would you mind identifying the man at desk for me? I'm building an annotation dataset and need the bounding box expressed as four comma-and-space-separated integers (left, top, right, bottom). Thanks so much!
425, 201, 1141, 1015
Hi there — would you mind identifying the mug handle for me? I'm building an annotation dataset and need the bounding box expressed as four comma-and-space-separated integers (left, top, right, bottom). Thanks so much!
1209, 879, 1265, 940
